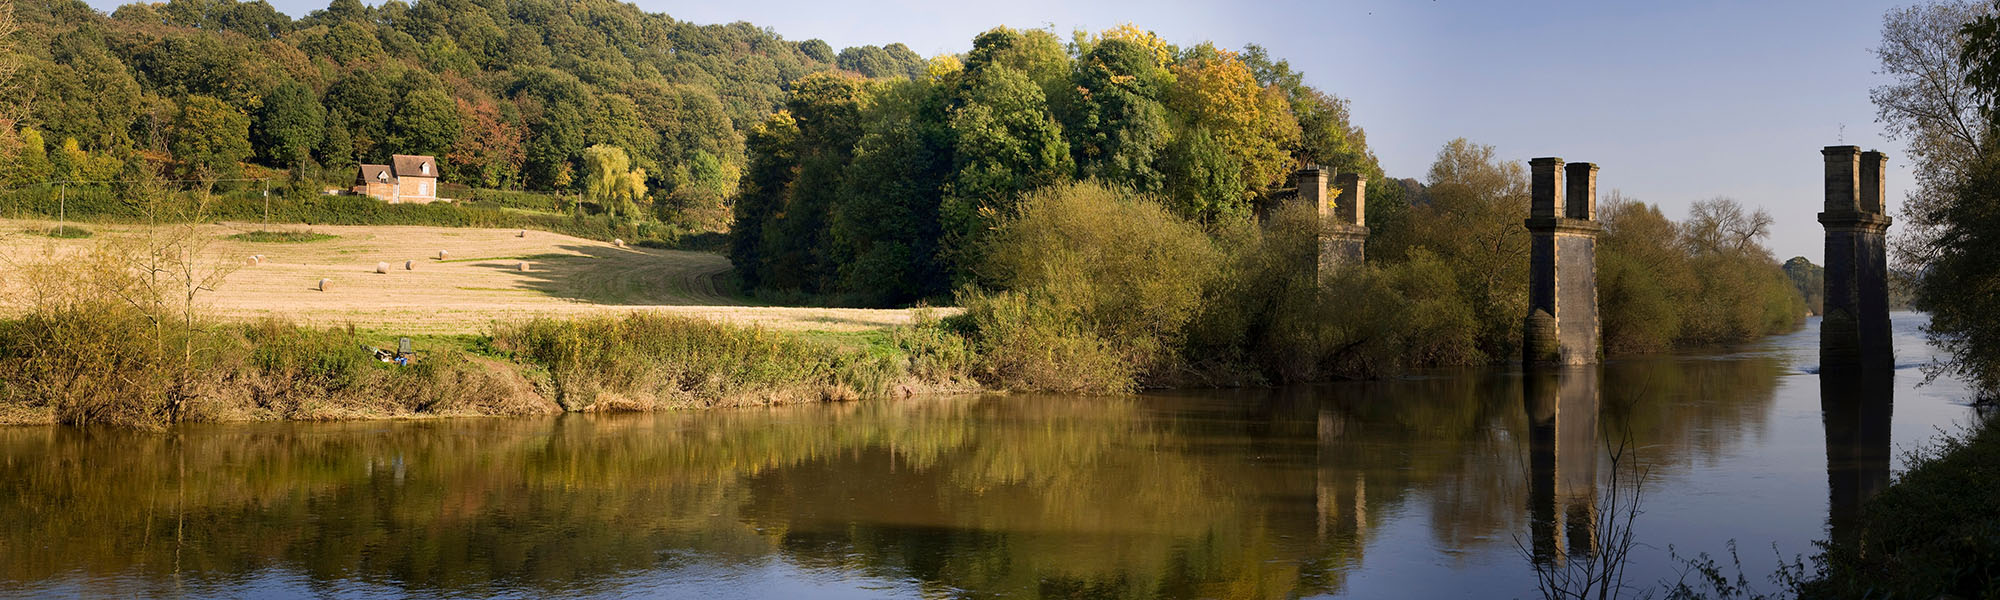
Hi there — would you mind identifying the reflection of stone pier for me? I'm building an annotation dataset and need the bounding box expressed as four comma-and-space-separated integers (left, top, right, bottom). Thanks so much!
1817, 145, 1895, 547
1818, 146, 1894, 371
1316, 407, 1368, 541
1525, 367, 1602, 565
1523, 158, 1602, 366
1822, 370, 1892, 548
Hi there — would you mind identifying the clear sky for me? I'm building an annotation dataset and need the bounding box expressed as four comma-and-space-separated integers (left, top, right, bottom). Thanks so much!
93, 0, 1913, 259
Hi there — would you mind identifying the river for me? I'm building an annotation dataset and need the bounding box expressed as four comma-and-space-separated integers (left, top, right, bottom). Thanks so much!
0, 312, 1981, 599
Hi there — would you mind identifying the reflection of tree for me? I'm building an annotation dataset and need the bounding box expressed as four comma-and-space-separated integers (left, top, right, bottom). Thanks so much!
0, 350, 1795, 599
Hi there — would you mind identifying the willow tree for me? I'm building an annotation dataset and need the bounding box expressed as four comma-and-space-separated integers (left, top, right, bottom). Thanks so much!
582, 144, 647, 220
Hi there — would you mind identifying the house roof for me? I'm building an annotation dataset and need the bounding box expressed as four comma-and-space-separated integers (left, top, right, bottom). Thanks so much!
392, 155, 437, 178
357, 164, 393, 183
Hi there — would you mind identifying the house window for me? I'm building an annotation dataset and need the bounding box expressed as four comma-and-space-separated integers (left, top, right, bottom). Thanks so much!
421, 162, 431, 175
418, 182, 428, 196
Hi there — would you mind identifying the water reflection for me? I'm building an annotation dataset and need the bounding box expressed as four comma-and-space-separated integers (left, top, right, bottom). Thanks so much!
0, 347, 1809, 598
1524, 367, 1602, 567
1821, 369, 1893, 548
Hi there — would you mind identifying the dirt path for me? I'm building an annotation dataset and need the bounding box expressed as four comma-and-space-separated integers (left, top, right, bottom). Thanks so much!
0, 220, 936, 335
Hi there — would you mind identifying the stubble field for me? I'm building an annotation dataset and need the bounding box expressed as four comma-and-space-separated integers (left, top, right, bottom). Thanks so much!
0, 220, 929, 335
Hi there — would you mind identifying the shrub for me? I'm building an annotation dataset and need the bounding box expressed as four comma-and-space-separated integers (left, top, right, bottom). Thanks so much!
0, 304, 190, 428
44, 226, 92, 239
960, 181, 1223, 391
491, 313, 901, 411
244, 321, 369, 396
227, 230, 337, 243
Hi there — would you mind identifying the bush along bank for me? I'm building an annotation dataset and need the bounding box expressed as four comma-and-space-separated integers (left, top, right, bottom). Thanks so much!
1798, 420, 2000, 597
0, 309, 987, 428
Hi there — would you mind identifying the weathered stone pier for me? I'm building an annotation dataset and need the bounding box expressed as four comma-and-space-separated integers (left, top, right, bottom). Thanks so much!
1818, 145, 1894, 371
1291, 166, 1369, 283
1523, 158, 1602, 366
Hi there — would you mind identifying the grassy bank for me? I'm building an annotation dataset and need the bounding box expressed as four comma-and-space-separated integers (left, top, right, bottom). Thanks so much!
1801, 419, 2000, 597
0, 309, 981, 428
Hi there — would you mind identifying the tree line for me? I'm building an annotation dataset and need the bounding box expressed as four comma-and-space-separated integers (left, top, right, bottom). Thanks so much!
727, 26, 1386, 306
0, 0, 936, 225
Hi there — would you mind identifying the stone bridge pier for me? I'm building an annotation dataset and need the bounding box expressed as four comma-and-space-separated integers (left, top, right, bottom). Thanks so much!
1817, 145, 1897, 545
1819, 146, 1894, 372
1523, 158, 1602, 366
1292, 166, 1369, 284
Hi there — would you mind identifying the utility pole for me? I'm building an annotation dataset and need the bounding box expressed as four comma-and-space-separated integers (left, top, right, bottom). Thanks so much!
262, 178, 270, 228
57, 183, 65, 235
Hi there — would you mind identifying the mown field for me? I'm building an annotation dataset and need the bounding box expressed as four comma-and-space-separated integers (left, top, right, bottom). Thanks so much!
0, 219, 929, 335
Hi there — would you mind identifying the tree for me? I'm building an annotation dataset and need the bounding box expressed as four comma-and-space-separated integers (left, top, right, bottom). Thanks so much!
1681, 197, 1775, 257
581, 144, 646, 220
1161, 127, 1244, 223
836, 43, 926, 79
23, 46, 142, 151
1066, 38, 1172, 195
1871, 1, 1994, 259
388, 88, 461, 159
1165, 45, 1299, 216
656, 150, 730, 227
6, 127, 51, 185
940, 64, 1074, 278
729, 111, 801, 291
799, 38, 834, 63
1906, 3, 2000, 394
323, 71, 394, 160
1598, 194, 1697, 353
1783, 256, 1827, 316
168, 95, 251, 176
1388, 138, 1530, 358
831, 77, 954, 305
1242, 44, 1381, 179
316, 109, 356, 170
447, 96, 524, 188
760, 71, 866, 293
253, 81, 325, 167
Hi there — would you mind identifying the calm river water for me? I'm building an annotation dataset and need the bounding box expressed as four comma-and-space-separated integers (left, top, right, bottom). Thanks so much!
0, 313, 1981, 599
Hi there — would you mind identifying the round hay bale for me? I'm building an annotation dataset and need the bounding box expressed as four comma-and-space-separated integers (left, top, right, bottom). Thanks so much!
317, 278, 331, 292
247, 255, 261, 266
375, 261, 389, 274
613, 238, 626, 248
517, 261, 531, 272
404, 260, 415, 270
437, 250, 450, 260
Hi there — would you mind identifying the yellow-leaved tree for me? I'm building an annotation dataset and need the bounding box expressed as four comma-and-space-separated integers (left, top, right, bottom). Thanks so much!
583, 144, 648, 220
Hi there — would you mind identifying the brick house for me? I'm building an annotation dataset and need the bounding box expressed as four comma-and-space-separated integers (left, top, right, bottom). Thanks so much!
352, 154, 442, 203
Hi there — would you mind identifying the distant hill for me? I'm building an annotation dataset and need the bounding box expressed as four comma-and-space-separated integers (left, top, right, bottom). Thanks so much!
3, 0, 923, 195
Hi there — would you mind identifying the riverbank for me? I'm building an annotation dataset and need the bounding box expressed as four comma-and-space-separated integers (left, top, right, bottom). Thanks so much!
1802, 416, 2000, 597
0, 310, 983, 428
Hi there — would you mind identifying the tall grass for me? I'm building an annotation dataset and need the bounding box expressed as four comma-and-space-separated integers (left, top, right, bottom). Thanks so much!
491, 313, 958, 411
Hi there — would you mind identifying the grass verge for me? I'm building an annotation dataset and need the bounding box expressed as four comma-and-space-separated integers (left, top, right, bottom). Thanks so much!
228, 230, 338, 243
43, 226, 91, 239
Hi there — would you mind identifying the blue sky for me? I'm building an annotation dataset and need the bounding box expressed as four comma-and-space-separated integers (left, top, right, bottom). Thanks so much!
90, 0, 1912, 259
